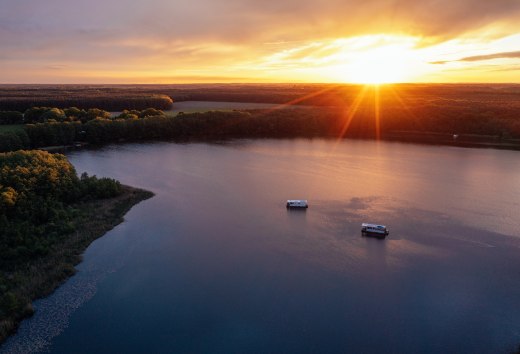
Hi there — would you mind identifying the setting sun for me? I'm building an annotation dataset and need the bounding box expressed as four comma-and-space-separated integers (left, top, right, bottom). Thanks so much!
262, 35, 432, 84
344, 47, 417, 84
331, 37, 424, 84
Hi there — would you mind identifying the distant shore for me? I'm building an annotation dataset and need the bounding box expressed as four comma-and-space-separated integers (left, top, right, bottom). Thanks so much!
27, 128, 520, 153
384, 131, 520, 150
0, 185, 154, 344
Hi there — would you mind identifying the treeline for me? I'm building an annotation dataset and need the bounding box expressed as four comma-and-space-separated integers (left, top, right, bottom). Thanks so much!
0, 111, 23, 124
0, 150, 122, 325
167, 83, 520, 107
80, 109, 336, 144
0, 107, 169, 151
11, 109, 337, 148
1, 83, 519, 140
0, 93, 173, 112
23, 103, 520, 143
3, 82, 520, 109
0, 130, 30, 152
1, 106, 166, 125
1, 103, 519, 153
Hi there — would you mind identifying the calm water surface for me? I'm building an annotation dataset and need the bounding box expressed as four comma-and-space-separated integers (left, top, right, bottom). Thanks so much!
2, 139, 520, 354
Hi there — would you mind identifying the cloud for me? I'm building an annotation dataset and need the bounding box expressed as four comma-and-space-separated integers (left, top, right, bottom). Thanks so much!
431, 50, 520, 64
1, 0, 520, 82
457, 51, 520, 62
2, 0, 520, 45
45, 64, 69, 70
490, 64, 520, 72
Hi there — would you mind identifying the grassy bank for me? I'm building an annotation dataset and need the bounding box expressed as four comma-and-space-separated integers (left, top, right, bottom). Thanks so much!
0, 185, 154, 344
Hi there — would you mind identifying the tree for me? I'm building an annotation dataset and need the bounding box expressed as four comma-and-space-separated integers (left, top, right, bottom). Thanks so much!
24, 107, 51, 124
0, 111, 23, 125
64, 107, 85, 120
0, 131, 30, 152
81, 108, 111, 123
40, 108, 66, 122
139, 108, 165, 118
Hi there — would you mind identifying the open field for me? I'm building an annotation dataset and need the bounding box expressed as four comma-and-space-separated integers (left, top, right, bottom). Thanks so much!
0, 125, 23, 133
167, 100, 283, 115
110, 101, 285, 117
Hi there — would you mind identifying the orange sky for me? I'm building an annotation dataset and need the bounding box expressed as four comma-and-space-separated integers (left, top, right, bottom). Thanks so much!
1, 0, 520, 84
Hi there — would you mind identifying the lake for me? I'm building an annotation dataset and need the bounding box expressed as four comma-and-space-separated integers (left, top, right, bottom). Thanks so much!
2, 139, 520, 353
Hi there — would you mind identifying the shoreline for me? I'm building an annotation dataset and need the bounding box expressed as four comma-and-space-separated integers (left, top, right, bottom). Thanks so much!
383, 131, 520, 151
32, 131, 520, 154
0, 185, 154, 345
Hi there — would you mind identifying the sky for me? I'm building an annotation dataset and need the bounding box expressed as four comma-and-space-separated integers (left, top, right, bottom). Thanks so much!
1, 0, 520, 84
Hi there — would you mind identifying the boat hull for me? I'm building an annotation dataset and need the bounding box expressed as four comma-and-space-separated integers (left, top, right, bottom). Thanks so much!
361, 230, 389, 238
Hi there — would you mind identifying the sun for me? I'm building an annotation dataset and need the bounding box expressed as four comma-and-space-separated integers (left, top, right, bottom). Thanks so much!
348, 48, 409, 84
337, 39, 423, 84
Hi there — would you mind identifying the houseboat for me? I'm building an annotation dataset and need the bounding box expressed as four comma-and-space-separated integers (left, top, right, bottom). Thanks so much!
361, 223, 389, 238
286, 200, 308, 209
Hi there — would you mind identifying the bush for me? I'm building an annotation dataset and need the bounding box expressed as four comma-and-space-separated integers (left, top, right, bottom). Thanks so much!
0, 292, 20, 316
0, 131, 30, 152
40, 108, 66, 122
25, 121, 81, 148
0, 111, 23, 125
139, 108, 165, 118
80, 173, 122, 199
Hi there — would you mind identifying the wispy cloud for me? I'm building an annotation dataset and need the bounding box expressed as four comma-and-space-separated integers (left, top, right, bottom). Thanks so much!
45, 64, 69, 70
457, 51, 520, 62
431, 50, 520, 64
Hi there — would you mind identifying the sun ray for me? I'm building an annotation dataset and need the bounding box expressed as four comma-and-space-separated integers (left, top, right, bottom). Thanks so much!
224, 84, 343, 136
374, 85, 381, 141
261, 85, 341, 115
337, 85, 369, 139
324, 85, 370, 155
387, 85, 419, 128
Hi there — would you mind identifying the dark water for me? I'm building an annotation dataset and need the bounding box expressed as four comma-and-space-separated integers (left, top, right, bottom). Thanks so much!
2, 139, 520, 354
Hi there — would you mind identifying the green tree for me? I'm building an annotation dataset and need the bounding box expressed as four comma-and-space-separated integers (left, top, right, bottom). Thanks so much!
41, 108, 66, 122
139, 108, 165, 118
24, 107, 51, 124
0, 111, 23, 125
82, 108, 111, 123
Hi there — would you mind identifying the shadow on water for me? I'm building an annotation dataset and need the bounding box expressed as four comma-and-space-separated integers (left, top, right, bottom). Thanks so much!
363, 233, 389, 271
286, 207, 308, 216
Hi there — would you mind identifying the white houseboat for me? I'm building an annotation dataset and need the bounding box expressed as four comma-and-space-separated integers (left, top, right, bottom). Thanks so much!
286, 200, 308, 209
361, 223, 389, 238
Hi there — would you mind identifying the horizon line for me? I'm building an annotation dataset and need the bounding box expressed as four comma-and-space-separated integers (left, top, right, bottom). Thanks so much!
1, 82, 520, 86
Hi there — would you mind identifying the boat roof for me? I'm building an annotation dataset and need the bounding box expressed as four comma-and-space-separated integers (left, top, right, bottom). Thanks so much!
287, 200, 307, 203
362, 223, 387, 228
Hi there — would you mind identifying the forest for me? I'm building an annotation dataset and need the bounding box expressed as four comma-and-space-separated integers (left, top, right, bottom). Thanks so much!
0, 86, 173, 111
0, 101, 519, 153
0, 84, 519, 151
2, 82, 519, 110
0, 150, 150, 342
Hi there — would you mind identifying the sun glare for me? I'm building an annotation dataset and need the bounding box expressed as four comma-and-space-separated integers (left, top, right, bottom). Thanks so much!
342, 44, 420, 84
313, 36, 425, 84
